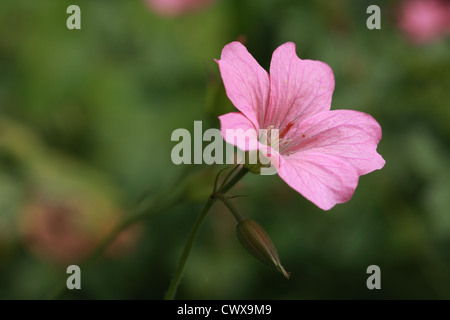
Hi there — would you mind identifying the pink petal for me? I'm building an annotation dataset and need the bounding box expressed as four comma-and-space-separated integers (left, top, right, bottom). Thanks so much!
216, 42, 270, 127
146, 0, 213, 16
277, 110, 385, 210
265, 42, 335, 131
284, 110, 385, 175
219, 112, 283, 170
397, 0, 450, 44
277, 152, 359, 210
219, 112, 259, 151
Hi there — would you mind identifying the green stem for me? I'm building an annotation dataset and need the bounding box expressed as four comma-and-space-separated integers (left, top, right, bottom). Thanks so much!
164, 197, 215, 300
164, 165, 249, 300
217, 166, 249, 194
215, 193, 245, 222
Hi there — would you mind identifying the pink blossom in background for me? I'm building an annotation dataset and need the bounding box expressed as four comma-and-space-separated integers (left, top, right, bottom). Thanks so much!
216, 42, 385, 210
398, 0, 450, 44
146, 0, 214, 16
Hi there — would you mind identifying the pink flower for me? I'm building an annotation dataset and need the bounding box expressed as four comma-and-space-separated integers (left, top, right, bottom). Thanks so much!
398, 0, 450, 44
145, 0, 214, 16
216, 42, 385, 210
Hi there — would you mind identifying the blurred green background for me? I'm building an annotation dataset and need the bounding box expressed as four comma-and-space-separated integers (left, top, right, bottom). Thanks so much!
1, 0, 450, 299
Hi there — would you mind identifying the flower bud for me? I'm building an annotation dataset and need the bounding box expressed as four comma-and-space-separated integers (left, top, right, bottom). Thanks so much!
236, 218, 290, 279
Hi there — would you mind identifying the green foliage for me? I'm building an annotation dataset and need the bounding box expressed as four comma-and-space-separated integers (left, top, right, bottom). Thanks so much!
1, 0, 450, 299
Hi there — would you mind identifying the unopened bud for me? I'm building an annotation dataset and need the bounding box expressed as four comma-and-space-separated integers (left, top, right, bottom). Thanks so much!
236, 218, 290, 279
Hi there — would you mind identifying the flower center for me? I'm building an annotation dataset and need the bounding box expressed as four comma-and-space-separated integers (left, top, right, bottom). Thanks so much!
259, 121, 297, 156
262, 120, 310, 156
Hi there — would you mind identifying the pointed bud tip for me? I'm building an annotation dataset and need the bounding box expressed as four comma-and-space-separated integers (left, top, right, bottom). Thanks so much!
236, 218, 289, 279
279, 265, 291, 279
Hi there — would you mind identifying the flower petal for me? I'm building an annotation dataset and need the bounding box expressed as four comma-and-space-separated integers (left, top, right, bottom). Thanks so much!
277, 152, 359, 210
284, 110, 385, 175
265, 42, 335, 131
219, 112, 259, 151
216, 42, 270, 127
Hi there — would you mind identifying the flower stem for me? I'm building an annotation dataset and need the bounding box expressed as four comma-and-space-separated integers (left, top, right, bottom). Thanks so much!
217, 165, 249, 194
164, 165, 248, 300
215, 193, 245, 222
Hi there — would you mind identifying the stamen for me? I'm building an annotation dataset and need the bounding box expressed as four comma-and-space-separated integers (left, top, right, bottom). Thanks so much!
280, 133, 308, 154
265, 125, 274, 146
279, 121, 295, 140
